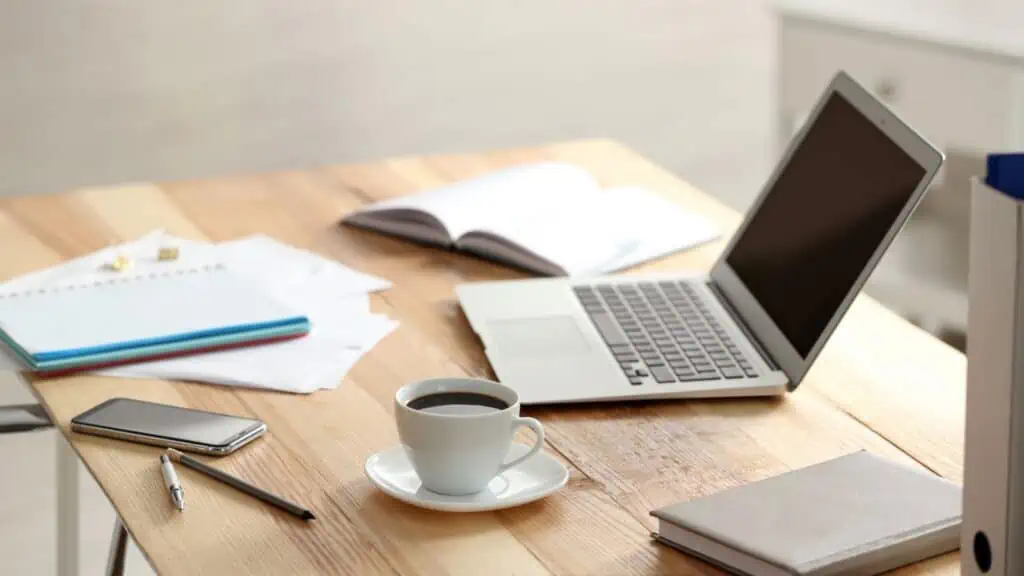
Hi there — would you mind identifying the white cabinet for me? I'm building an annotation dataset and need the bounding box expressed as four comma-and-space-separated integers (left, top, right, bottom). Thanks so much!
774, 0, 1024, 335
779, 20, 1023, 154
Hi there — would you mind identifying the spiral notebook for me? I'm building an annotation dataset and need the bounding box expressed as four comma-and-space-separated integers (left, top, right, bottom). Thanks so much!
0, 264, 310, 375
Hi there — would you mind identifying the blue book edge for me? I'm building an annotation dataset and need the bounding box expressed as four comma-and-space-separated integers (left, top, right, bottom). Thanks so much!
33, 321, 311, 371
6, 316, 310, 363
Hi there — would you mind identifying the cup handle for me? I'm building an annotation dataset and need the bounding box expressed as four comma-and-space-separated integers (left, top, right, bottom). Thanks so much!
498, 416, 545, 473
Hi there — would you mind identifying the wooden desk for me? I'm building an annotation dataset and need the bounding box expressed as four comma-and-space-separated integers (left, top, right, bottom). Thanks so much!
0, 140, 965, 575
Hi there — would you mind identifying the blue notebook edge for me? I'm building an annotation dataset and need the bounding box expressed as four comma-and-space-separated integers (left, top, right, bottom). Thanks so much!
37, 321, 310, 372
0, 316, 311, 367
25, 316, 310, 362
1, 320, 311, 372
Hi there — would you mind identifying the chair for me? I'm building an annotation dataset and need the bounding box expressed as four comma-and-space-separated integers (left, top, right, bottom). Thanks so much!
0, 386, 126, 576
0, 404, 51, 433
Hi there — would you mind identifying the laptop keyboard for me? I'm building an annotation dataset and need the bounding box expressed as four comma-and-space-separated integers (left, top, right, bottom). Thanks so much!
574, 281, 758, 385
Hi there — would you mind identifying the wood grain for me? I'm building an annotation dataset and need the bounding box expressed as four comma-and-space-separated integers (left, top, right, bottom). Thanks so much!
0, 140, 964, 574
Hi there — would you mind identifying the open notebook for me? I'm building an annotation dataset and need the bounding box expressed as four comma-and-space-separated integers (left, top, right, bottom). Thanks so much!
0, 264, 310, 375
342, 163, 720, 276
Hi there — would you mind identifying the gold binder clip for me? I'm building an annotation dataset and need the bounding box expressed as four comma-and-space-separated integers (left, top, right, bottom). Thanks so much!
107, 255, 132, 272
157, 247, 180, 262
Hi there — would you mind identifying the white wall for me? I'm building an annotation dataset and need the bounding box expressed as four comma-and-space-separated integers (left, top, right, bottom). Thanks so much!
0, 0, 774, 208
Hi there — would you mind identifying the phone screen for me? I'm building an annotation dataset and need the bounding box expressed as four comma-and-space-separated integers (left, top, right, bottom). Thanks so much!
73, 398, 263, 447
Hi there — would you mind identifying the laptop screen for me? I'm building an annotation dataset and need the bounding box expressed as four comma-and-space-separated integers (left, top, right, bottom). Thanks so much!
725, 92, 926, 357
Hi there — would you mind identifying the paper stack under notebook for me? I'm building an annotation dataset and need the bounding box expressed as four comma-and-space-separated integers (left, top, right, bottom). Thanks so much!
0, 231, 397, 393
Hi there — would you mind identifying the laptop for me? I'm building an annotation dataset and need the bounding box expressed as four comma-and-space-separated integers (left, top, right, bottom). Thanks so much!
456, 72, 943, 405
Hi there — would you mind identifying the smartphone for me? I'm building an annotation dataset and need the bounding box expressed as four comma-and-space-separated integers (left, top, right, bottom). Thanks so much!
71, 398, 266, 455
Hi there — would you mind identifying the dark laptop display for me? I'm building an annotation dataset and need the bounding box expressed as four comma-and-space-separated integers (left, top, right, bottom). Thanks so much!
725, 93, 926, 356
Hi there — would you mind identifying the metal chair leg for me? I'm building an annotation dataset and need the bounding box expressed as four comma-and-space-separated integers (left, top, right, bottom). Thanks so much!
57, 436, 80, 576
0, 403, 52, 433
105, 516, 129, 576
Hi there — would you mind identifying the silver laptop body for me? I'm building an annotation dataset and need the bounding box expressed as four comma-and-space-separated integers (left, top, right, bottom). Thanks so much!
457, 72, 943, 405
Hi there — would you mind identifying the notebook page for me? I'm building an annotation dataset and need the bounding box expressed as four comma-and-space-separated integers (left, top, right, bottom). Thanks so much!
357, 163, 600, 239
467, 187, 720, 276
0, 266, 303, 357
580, 187, 720, 274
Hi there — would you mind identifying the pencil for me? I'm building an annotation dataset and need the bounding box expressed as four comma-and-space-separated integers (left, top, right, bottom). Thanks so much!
165, 448, 315, 521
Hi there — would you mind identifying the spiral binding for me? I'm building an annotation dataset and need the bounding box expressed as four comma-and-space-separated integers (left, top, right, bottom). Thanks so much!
0, 263, 227, 300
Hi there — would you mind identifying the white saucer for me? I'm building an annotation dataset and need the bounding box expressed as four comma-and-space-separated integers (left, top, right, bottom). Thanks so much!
365, 442, 569, 512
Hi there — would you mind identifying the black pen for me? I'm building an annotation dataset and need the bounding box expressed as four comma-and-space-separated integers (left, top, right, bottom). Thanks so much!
165, 448, 315, 521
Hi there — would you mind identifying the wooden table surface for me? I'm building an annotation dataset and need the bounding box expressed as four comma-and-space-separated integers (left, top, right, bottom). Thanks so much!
1, 140, 965, 575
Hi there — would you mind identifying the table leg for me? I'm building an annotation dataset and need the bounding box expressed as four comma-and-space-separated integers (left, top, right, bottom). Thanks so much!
56, 436, 80, 576
105, 517, 129, 576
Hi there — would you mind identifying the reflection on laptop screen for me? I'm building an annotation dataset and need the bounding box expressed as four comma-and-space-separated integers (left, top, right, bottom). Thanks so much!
726, 93, 925, 357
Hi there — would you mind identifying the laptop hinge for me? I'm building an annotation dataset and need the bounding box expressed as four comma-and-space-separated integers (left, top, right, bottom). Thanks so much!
706, 281, 780, 371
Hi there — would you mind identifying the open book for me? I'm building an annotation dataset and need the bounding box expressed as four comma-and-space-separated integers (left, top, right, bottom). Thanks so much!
342, 163, 719, 276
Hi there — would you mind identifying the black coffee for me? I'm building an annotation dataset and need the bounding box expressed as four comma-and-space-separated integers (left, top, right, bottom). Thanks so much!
407, 392, 510, 412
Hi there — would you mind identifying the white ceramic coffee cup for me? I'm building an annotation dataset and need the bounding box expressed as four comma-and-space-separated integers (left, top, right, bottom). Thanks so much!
394, 377, 545, 496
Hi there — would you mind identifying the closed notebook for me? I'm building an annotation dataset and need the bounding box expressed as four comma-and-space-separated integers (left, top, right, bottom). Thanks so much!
651, 451, 962, 576
0, 264, 310, 374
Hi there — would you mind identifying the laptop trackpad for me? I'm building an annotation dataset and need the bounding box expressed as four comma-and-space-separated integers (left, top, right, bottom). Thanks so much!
487, 316, 591, 357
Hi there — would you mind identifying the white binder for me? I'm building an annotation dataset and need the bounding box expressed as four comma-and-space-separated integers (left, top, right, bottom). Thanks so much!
963, 163, 1024, 575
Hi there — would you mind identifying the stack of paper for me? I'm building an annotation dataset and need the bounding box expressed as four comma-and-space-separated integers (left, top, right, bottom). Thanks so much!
0, 231, 397, 393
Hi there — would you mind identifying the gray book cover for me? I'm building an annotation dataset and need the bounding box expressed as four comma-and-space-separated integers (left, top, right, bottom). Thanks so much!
651, 451, 962, 575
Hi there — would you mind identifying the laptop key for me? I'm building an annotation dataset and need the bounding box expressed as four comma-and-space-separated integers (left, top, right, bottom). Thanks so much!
650, 365, 676, 383
695, 365, 718, 374
628, 378, 644, 386
720, 366, 743, 379
647, 359, 666, 367
743, 368, 758, 377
